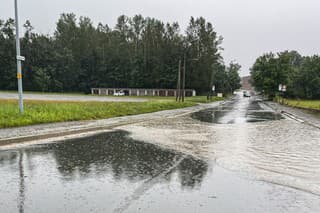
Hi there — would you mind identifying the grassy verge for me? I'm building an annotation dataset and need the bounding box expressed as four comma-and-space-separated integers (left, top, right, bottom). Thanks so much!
278, 98, 320, 111
185, 96, 224, 103
0, 99, 199, 128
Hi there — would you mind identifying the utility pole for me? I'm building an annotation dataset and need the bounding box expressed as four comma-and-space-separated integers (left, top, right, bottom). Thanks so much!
176, 60, 181, 102
14, 0, 24, 113
182, 53, 186, 102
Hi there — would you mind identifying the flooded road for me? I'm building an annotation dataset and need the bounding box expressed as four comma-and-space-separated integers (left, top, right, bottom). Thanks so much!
1, 93, 320, 212
192, 95, 283, 124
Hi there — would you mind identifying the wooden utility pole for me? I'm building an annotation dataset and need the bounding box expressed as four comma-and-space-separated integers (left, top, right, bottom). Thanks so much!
182, 53, 186, 102
176, 60, 181, 102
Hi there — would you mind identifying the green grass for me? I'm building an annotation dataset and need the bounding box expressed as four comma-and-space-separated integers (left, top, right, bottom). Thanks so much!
279, 99, 320, 111
185, 96, 224, 103
0, 99, 198, 128
0, 93, 225, 128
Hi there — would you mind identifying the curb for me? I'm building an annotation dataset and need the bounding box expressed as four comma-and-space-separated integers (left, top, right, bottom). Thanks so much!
283, 111, 320, 130
280, 111, 305, 123
262, 101, 320, 129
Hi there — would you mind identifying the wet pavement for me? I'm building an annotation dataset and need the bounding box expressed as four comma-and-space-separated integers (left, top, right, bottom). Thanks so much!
1, 93, 320, 212
192, 95, 283, 124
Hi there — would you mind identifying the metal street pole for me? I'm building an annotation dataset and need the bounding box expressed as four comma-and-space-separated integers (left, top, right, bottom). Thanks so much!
14, 0, 24, 113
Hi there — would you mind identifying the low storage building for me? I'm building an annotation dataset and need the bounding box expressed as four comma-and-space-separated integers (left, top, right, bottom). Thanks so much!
91, 88, 196, 97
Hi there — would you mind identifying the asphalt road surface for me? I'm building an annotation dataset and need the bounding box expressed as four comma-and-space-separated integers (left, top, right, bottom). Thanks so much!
0, 93, 319, 213
0, 92, 147, 102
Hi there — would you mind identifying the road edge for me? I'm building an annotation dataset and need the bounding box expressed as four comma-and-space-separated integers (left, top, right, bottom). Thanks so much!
0, 101, 223, 147
264, 101, 320, 129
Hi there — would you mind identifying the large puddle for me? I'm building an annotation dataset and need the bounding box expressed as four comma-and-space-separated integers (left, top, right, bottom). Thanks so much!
1, 131, 319, 213
192, 96, 283, 124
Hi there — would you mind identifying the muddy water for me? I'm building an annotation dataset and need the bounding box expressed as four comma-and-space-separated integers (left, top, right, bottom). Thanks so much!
191, 94, 320, 195
191, 95, 283, 124
188, 94, 320, 194
0, 131, 207, 212
118, 93, 320, 209
0, 131, 319, 213
1, 94, 320, 212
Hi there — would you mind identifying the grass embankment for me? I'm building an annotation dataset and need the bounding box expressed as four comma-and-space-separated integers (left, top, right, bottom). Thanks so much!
278, 98, 320, 111
0, 96, 220, 128
185, 96, 223, 103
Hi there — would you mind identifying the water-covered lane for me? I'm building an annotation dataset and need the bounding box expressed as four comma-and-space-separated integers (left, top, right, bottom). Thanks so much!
0, 131, 210, 212
1, 93, 320, 212
118, 93, 320, 205
189, 94, 320, 196
1, 130, 319, 213
192, 94, 283, 124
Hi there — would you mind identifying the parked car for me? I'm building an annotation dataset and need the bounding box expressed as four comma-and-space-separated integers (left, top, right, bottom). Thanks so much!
243, 90, 251, 97
114, 91, 125, 96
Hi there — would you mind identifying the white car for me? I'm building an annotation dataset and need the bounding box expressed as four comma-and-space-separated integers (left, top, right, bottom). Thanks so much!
243, 90, 251, 97
114, 91, 125, 96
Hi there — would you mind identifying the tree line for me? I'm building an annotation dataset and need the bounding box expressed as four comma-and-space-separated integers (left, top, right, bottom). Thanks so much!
251, 51, 320, 99
0, 14, 241, 94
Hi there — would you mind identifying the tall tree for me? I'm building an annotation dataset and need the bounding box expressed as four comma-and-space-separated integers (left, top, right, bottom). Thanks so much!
185, 17, 222, 94
0, 14, 240, 96
251, 50, 320, 99
226, 61, 241, 93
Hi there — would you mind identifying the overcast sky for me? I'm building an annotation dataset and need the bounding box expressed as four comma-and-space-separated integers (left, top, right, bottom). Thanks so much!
1, 0, 320, 76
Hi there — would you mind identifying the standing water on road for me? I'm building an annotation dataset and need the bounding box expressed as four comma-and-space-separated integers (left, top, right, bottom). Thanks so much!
191, 95, 283, 124
1, 93, 320, 212
1, 129, 319, 212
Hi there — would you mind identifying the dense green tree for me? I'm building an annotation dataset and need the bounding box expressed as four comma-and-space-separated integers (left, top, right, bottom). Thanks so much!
185, 17, 222, 94
226, 61, 241, 93
295, 56, 320, 99
0, 14, 239, 95
251, 50, 320, 99
0, 19, 17, 90
211, 62, 229, 93
251, 53, 288, 97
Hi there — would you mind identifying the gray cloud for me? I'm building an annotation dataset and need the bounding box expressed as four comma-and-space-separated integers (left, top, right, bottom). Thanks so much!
1, 0, 320, 76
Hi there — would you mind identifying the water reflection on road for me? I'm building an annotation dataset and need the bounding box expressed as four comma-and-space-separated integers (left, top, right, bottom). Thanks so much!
1, 130, 319, 212
192, 95, 283, 124
52, 131, 208, 187
0, 131, 209, 213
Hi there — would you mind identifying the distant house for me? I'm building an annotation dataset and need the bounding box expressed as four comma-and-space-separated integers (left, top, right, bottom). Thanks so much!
241, 76, 253, 91
91, 88, 196, 97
